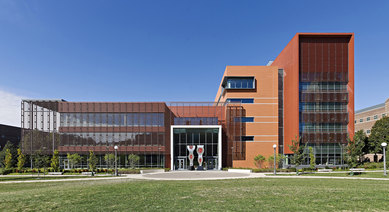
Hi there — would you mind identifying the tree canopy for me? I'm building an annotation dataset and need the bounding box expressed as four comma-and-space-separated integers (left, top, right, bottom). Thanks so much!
369, 117, 389, 154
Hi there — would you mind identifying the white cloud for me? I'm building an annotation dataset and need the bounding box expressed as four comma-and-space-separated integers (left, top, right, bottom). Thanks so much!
0, 89, 25, 127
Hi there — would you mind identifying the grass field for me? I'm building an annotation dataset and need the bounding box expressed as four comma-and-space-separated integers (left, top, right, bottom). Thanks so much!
0, 176, 111, 182
1, 178, 389, 211
267, 172, 389, 178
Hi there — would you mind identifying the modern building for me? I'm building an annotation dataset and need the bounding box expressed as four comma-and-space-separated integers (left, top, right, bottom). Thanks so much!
355, 98, 389, 135
0, 124, 21, 149
20, 33, 355, 169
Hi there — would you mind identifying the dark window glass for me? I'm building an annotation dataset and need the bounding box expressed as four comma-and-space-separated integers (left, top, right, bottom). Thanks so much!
227, 98, 254, 104
241, 136, 254, 141
225, 77, 254, 89
235, 117, 254, 123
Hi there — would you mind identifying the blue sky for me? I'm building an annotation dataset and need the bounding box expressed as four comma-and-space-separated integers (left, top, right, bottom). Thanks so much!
0, 0, 388, 115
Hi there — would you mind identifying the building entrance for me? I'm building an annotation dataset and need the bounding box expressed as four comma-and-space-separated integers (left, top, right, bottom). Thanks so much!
171, 126, 222, 170
206, 158, 217, 170
177, 158, 186, 170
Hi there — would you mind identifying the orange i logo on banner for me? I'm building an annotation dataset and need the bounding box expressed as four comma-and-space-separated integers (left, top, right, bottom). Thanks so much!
187, 145, 196, 168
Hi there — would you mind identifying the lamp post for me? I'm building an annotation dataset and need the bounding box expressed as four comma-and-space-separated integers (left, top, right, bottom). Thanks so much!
382, 142, 387, 176
273, 144, 277, 175
114, 145, 118, 176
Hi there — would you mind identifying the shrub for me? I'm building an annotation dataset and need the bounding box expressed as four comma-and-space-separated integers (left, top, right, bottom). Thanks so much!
0, 168, 14, 175
254, 154, 266, 168
118, 169, 140, 174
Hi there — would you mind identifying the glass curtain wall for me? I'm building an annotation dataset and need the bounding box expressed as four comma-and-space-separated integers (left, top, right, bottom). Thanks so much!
173, 128, 219, 170
299, 36, 350, 165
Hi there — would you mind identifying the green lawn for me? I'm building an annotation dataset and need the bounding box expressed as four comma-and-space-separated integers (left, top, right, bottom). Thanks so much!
0, 176, 110, 182
1, 178, 389, 211
268, 172, 389, 178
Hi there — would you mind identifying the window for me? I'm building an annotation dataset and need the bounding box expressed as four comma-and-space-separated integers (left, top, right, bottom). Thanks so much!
235, 117, 254, 123
360, 119, 363, 123
383, 114, 386, 118
354, 120, 357, 124
367, 117, 371, 121
222, 77, 255, 89
241, 136, 254, 141
374, 115, 378, 120
367, 130, 371, 134
226, 98, 254, 104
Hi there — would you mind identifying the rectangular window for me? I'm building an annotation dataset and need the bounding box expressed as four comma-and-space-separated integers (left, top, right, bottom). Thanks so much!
360, 119, 363, 123
367, 117, 371, 121
226, 98, 254, 104
374, 115, 378, 119
367, 130, 371, 134
241, 136, 254, 141
235, 117, 254, 123
223, 77, 255, 89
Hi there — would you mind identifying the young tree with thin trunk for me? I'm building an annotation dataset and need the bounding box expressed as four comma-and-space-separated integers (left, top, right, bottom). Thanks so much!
104, 154, 115, 169
309, 147, 315, 170
17, 149, 26, 170
288, 135, 306, 168
88, 150, 98, 173
51, 150, 60, 172
127, 154, 140, 169
4, 149, 13, 169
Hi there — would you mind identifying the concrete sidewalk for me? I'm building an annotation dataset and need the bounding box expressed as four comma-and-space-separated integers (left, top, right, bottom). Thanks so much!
1, 171, 389, 183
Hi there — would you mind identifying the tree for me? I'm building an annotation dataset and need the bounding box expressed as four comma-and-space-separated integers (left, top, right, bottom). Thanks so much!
0, 141, 16, 168
345, 136, 358, 168
104, 154, 115, 169
4, 149, 13, 169
288, 136, 306, 167
87, 150, 98, 172
34, 151, 49, 177
309, 147, 315, 170
17, 149, 26, 170
127, 154, 140, 169
67, 153, 82, 169
353, 130, 367, 163
267, 154, 285, 168
254, 154, 266, 168
369, 117, 389, 158
50, 150, 60, 172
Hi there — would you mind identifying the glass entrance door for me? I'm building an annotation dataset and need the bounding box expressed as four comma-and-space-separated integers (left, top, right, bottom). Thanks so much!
207, 158, 217, 170
177, 158, 186, 170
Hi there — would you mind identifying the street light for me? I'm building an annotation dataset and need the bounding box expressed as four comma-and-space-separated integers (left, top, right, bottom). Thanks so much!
273, 144, 277, 175
382, 142, 387, 176
114, 145, 118, 176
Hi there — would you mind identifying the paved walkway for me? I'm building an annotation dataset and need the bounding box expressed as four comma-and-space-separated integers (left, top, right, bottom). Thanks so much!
1, 171, 389, 183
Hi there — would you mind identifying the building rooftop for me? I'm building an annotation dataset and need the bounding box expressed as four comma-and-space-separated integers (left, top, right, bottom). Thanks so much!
356, 103, 385, 114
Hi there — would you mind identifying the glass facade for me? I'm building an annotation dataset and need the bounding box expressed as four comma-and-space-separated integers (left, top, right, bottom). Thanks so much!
297, 36, 350, 165
60, 113, 164, 127
303, 143, 344, 166
173, 128, 219, 170
174, 117, 218, 125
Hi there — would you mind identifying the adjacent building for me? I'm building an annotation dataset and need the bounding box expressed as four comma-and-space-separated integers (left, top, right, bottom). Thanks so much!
0, 124, 21, 149
355, 99, 389, 135
20, 33, 355, 169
